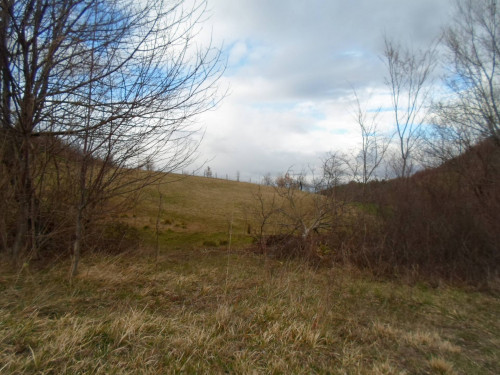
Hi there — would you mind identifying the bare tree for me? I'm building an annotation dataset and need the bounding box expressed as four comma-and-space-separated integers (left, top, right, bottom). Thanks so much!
384, 37, 436, 177
262, 172, 273, 186
0, 0, 224, 271
347, 90, 389, 189
274, 172, 331, 242
250, 185, 279, 252
250, 164, 351, 260
322, 152, 349, 190
436, 0, 500, 147
424, 0, 500, 192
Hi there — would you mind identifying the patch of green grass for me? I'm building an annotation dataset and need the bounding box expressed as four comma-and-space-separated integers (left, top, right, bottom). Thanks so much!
352, 201, 380, 215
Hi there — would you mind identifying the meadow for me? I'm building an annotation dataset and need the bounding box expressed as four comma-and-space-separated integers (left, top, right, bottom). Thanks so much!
1, 174, 499, 374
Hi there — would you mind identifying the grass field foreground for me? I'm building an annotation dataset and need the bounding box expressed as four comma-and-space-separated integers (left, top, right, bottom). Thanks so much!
1, 247, 499, 374
1, 175, 499, 374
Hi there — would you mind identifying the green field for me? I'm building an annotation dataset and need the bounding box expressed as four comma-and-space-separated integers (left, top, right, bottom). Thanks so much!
1, 175, 499, 374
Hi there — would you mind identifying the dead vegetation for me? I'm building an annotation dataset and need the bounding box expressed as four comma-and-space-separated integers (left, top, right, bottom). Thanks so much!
0, 249, 498, 374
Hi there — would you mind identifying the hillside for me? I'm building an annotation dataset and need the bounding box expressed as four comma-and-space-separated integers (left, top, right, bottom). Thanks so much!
123, 174, 272, 249
321, 139, 500, 282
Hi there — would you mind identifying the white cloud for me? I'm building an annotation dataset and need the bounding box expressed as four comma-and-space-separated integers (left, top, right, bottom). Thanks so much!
187, 0, 454, 180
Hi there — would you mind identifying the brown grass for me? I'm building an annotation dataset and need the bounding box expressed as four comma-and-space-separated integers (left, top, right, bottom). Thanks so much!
1, 173, 499, 373
121, 174, 279, 250
132, 174, 260, 231
1, 247, 498, 374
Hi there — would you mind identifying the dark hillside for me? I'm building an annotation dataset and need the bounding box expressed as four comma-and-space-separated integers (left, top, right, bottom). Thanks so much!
347, 139, 500, 283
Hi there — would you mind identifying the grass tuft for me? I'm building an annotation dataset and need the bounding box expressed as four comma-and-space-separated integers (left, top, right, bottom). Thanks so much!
429, 357, 457, 374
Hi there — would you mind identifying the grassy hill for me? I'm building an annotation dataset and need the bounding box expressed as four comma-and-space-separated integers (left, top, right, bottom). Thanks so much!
126, 174, 263, 249
1, 174, 499, 374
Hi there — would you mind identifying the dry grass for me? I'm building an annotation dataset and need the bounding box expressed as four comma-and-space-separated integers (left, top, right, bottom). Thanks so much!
127, 174, 264, 246
1, 175, 498, 373
124, 173, 315, 251
1, 248, 499, 374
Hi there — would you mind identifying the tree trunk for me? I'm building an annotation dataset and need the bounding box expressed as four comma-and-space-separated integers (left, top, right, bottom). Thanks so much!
71, 208, 83, 278
11, 205, 28, 261
11, 135, 33, 263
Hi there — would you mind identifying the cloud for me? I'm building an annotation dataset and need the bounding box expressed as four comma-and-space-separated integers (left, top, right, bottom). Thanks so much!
190, 0, 454, 180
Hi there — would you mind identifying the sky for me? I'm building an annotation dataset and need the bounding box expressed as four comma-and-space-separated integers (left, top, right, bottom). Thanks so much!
190, 0, 454, 182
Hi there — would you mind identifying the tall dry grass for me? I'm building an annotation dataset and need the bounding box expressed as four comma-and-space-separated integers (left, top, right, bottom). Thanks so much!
1, 248, 498, 374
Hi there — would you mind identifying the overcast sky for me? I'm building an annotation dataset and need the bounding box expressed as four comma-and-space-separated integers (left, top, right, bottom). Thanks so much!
190, 0, 454, 181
